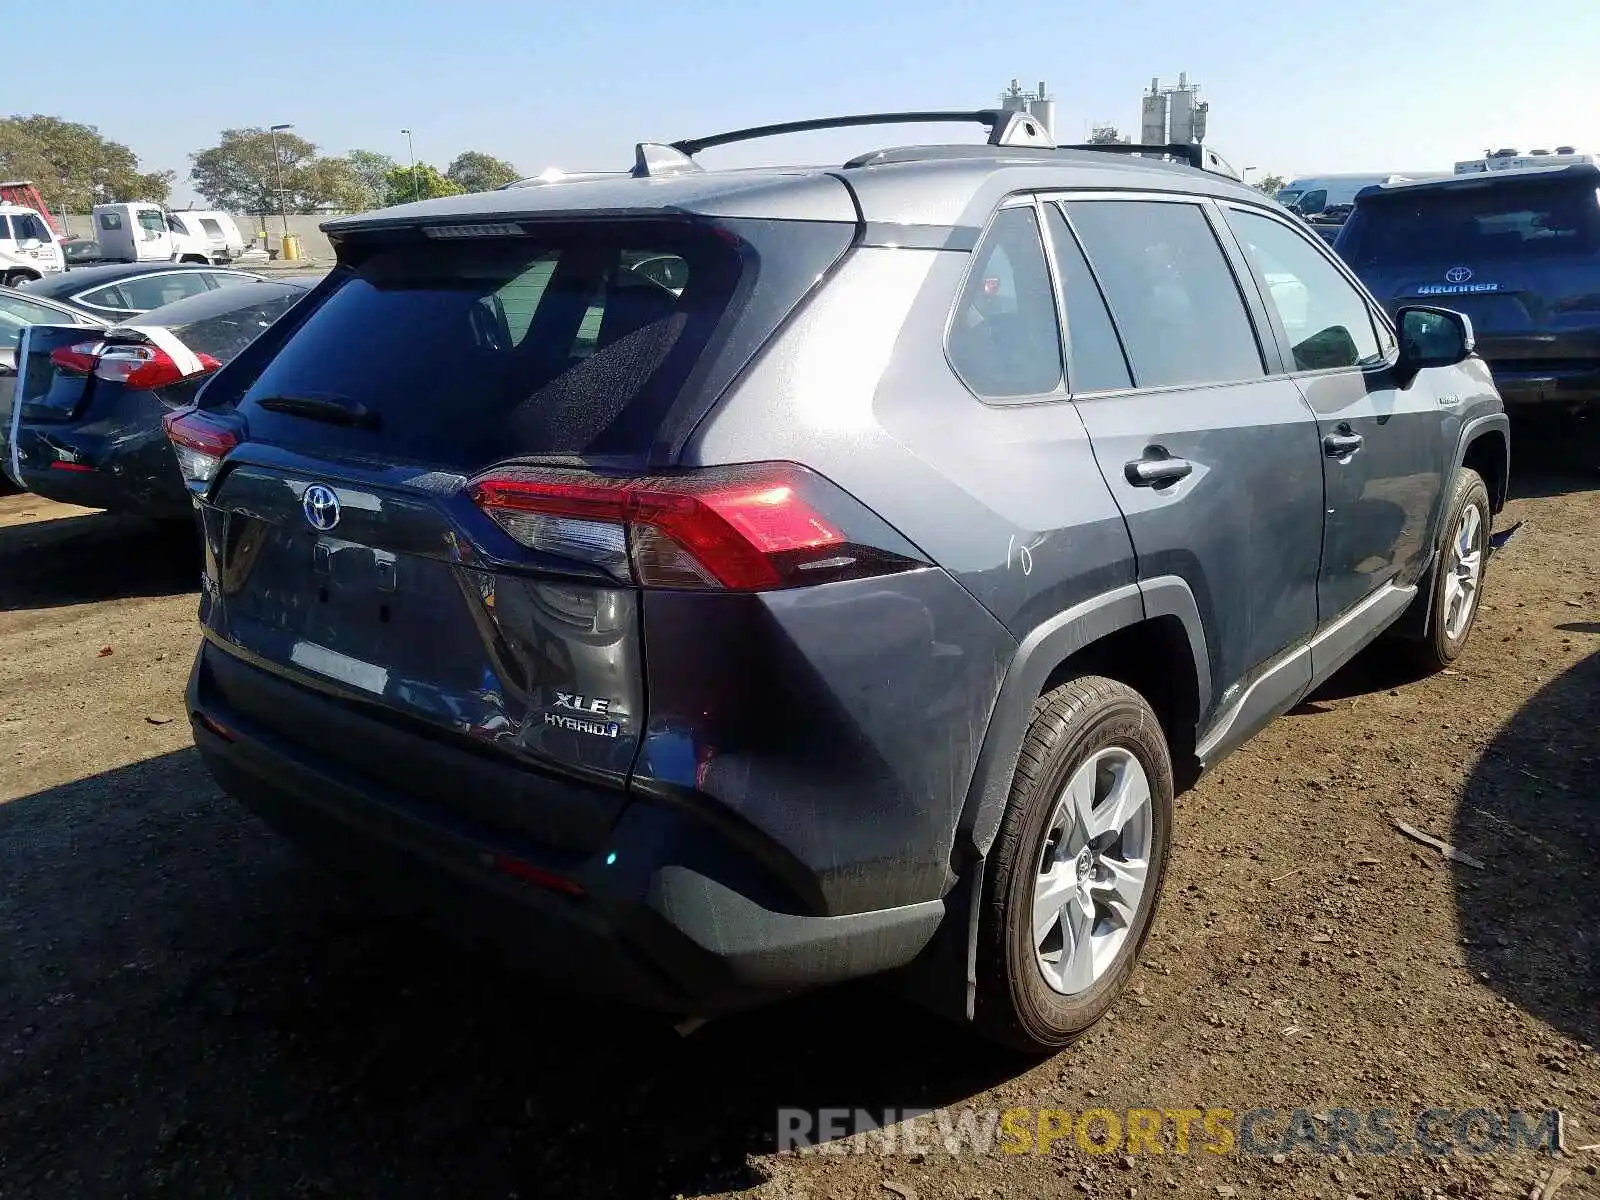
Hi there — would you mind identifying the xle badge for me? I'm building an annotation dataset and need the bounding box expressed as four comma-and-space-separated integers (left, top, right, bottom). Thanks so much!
545, 692, 620, 739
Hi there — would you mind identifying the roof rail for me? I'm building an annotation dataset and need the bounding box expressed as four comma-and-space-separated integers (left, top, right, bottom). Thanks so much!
1056, 141, 1242, 180
631, 108, 1054, 177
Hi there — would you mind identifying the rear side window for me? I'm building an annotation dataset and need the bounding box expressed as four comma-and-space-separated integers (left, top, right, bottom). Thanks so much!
200, 218, 225, 238
947, 206, 1063, 398
1066, 200, 1264, 388
1225, 209, 1383, 371
1342, 182, 1600, 267
224, 220, 852, 470
91, 272, 213, 313
99, 212, 123, 231
1044, 205, 1131, 393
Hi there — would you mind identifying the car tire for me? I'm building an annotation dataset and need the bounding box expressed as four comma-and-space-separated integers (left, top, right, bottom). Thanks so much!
974, 675, 1174, 1053
1408, 467, 1491, 671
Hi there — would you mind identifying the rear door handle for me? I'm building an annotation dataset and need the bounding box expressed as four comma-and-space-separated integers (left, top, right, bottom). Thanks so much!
1125, 454, 1193, 488
1323, 431, 1364, 458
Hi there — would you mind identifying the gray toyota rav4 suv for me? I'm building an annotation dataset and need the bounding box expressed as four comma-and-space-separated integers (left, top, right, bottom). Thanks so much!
166, 111, 1508, 1052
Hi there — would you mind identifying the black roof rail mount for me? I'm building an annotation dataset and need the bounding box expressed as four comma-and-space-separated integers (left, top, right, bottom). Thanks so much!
632, 109, 1055, 177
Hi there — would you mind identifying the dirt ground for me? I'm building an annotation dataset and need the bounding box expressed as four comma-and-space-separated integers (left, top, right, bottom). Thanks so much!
0, 465, 1596, 1200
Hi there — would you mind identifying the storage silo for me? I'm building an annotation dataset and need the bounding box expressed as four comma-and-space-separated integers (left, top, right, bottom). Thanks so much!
1027, 82, 1056, 140
1141, 78, 1168, 145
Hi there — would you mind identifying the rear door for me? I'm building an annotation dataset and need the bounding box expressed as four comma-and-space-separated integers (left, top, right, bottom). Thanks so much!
1056, 195, 1326, 744
1338, 176, 1600, 375
1220, 203, 1449, 642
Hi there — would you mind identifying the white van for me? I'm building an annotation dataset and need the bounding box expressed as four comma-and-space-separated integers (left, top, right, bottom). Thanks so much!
165, 210, 247, 263
0, 203, 66, 284
92, 202, 180, 263
1274, 173, 1441, 215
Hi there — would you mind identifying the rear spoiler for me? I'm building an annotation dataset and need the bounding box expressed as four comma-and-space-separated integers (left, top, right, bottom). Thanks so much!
1356, 161, 1600, 201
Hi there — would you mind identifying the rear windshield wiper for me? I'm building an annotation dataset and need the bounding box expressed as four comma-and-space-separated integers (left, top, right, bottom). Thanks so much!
254, 393, 380, 430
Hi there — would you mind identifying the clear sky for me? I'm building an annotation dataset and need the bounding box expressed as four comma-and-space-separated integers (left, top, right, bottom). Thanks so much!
13, 0, 1600, 204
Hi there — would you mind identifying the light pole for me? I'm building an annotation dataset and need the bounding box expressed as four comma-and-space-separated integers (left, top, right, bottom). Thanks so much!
401, 128, 418, 202
269, 123, 293, 242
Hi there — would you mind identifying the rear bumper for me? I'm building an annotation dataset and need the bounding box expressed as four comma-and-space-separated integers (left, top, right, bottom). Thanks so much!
188, 641, 946, 1014
1487, 362, 1600, 414
15, 418, 191, 518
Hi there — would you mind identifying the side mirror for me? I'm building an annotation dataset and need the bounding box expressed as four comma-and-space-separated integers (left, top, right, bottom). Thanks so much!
1395, 305, 1474, 382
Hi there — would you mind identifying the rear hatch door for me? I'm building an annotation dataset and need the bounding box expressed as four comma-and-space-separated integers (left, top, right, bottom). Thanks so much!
189, 213, 855, 849
1339, 173, 1600, 365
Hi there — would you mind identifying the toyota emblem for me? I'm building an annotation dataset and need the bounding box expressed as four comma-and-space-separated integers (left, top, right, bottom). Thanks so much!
302, 484, 341, 531
1444, 265, 1473, 284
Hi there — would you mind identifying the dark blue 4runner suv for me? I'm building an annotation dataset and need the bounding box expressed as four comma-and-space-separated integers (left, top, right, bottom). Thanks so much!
164, 112, 1509, 1052
1337, 162, 1600, 436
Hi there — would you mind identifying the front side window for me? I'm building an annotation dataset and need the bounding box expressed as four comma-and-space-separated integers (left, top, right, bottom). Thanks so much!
1225, 208, 1383, 371
1066, 200, 1264, 389
8, 213, 50, 242
137, 209, 167, 235
947, 205, 1063, 398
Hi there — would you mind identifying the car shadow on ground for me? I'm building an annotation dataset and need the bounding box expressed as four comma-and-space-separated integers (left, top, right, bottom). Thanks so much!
0, 509, 199, 610
1453, 648, 1600, 1048
0, 749, 1020, 1199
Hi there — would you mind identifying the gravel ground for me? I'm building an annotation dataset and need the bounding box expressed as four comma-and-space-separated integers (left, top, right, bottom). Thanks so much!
0, 466, 1596, 1200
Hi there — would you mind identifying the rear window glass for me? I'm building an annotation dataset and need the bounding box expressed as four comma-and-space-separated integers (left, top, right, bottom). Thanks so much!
1342, 182, 1600, 266
173, 293, 303, 363
232, 226, 750, 468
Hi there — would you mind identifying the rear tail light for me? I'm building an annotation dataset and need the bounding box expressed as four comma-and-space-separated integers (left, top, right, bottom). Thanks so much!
47, 340, 220, 391
468, 463, 926, 591
49, 342, 103, 375
162, 408, 239, 485
94, 343, 221, 391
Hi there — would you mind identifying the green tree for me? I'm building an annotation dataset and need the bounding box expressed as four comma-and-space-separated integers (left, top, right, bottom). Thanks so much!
189, 128, 352, 215
1253, 173, 1286, 197
343, 149, 397, 209
445, 150, 520, 193
0, 115, 172, 211
382, 162, 465, 205
1087, 125, 1132, 145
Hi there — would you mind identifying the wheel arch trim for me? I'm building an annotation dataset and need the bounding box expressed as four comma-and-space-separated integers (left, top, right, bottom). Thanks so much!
954, 574, 1209, 862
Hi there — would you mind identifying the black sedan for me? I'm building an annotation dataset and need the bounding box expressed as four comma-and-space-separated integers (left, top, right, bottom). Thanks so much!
6, 278, 316, 518
0, 286, 108, 494
20, 261, 264, 322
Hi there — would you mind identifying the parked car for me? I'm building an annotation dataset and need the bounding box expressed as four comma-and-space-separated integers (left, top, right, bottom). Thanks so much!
61, 237, 107, 268
20, 262, 264, 322
8, 279, 314, 516
165, 211, 248, 264
1336, 162, 1600, 429
166, 111, 1509, 1053
0, 201, 67, 285
0, 285, 108, 494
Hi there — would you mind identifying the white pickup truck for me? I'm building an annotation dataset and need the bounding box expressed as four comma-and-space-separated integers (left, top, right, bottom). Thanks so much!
0, 202, 67, 285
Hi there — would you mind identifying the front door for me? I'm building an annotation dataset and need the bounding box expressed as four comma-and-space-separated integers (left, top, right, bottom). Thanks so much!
1055, 196, 1326, 737
1218, 204, 1449, 646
